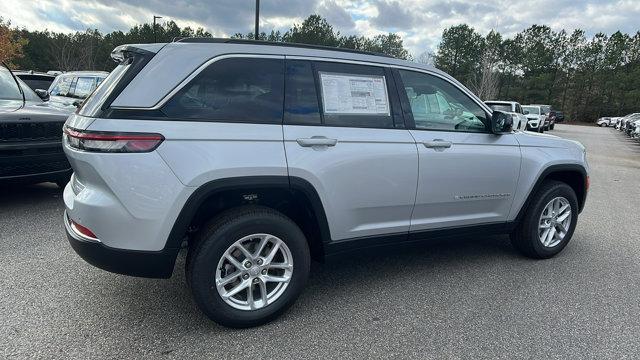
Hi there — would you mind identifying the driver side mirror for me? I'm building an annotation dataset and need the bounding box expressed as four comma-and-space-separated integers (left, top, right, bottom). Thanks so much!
35, 89, 50, 101
491, 111, 513, 134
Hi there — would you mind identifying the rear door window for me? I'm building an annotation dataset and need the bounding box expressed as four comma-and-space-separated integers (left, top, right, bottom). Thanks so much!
162, 57, 284, 124
313, 61, 394, 129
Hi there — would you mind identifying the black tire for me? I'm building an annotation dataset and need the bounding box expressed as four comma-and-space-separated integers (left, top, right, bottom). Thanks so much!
510, 180, 578, 259
186, 206, 310, 328
550, 124, 555, 130
539, 126, 544, 133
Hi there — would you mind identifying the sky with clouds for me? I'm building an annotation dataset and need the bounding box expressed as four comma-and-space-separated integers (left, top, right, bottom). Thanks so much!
2, 0, 640, 56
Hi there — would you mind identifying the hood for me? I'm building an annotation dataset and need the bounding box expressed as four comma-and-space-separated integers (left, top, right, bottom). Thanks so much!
0, 99, 73, 123
515, 130, 585, 151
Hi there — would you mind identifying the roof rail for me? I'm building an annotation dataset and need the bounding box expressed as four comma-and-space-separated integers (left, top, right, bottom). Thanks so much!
174, 37, 395, 58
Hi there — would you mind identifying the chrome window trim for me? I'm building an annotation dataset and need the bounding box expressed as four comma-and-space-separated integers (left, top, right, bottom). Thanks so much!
110, 53, 491, 115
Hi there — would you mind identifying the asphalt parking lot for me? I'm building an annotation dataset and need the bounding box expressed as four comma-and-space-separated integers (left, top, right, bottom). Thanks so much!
1, 124, 639, 359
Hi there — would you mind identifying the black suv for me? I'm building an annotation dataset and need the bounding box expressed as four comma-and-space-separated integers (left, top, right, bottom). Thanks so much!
0, 65, 73, 186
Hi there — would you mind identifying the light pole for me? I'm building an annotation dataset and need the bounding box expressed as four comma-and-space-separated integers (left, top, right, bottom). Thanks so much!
153, 15, 163, 43
254, 0, 260, 40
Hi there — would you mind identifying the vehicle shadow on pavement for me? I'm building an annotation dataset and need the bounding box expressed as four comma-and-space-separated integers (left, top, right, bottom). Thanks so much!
105, 233, 521, 332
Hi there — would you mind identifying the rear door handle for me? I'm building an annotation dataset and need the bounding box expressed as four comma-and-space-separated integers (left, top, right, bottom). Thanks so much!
423, 139, 452, 149
296, 137, 338, 147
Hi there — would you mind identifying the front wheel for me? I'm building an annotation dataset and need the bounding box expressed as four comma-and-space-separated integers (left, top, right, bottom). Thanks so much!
187, 206, 310, 328
510, 180, 578, 259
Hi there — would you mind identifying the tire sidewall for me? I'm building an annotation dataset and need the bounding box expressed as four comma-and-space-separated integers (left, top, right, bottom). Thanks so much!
189, 212, 310, 327
526, 184, 578, 257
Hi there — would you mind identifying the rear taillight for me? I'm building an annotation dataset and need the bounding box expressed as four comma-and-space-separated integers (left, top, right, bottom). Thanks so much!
64, 126, 164, 153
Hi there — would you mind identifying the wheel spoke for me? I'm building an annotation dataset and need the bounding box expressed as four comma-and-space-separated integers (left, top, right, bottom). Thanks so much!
224, 254, 244, 270
222, 280, 249, 299
263, 274, 290, 283
556, 222, 568, 233
259, 279, 268, 306
546, 227, 556, 245
558, 203, 570, 215
216, 271, 241, 287
236, 243, 253, 260
247, 284, 255, 310
540, 228, 551, 245
264, 240, 282, 264
557, 211, 571, 222
268, 262, 293, 270
254, 235, 270, 257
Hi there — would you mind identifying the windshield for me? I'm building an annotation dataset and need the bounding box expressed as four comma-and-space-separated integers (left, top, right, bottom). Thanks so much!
0, 66, 23, 100
523, 106, 540, 115
49, 74, 74, 97
486, 103, 512, 112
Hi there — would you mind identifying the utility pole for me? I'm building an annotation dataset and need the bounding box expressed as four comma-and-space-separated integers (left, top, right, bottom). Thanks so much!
254, 0, 260, 40
153, 15, 163, 43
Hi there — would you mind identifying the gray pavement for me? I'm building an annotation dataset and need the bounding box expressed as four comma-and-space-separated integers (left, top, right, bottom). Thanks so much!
1, 124, 639, 359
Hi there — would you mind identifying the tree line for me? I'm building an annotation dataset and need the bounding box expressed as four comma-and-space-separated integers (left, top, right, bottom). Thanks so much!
2, 15, 639, 121
433, 24, 640, 122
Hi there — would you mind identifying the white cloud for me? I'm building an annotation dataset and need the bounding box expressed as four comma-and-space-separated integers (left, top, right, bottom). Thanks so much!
1, 0, 639, 57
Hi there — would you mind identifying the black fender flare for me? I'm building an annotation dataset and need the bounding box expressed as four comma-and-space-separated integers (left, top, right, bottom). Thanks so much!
514, 164, 588, 224
162, 176, 332, 251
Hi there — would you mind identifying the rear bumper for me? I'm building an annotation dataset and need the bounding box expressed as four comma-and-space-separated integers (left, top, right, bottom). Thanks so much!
64, 211, 179, 278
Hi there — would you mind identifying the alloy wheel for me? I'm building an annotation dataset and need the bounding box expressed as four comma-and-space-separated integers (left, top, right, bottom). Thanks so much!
538, 197, 572, 248
215, 233, 293, 311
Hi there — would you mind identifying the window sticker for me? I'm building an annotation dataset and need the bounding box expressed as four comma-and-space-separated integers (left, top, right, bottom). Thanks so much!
319, 72, 390, 115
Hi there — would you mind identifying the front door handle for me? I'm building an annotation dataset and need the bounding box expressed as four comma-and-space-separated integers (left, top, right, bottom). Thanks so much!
296, 137, 338, 147
423, 139, 452, 149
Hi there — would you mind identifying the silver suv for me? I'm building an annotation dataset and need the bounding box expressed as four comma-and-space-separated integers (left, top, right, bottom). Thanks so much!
62, 39, 589, 328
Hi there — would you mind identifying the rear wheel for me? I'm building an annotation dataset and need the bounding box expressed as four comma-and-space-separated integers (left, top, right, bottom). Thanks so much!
187, 206, 310, 328
511, 180, 578, 259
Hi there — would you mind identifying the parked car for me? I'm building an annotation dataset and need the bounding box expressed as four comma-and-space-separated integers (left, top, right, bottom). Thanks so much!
632, 120, 640, 139
610, 117, 623, 128
596, 117, 612, 127
555, 111, 565, 122
484, 100, 528, 130
625, 115, 640, 136
531, 104, 554, 130
63, 39, 589, 328
522, 105, 546, 133
47, 71, 109, 108
617, 113, 639, 131
0, 65, 73, 187
618, 113, 640, 133
13, 70, 57, 93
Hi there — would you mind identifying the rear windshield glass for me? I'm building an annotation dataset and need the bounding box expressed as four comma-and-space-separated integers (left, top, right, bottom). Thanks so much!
0, 66, 23, 100
19, 77, 54, 92
486, 104, 512, 112
78, 64, 130, 116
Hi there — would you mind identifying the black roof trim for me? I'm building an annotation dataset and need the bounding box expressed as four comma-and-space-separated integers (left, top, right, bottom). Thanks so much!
174, 37, 395, 58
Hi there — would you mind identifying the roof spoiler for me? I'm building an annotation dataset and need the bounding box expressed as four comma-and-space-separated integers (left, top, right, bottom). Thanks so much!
110, 44, 165, 63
